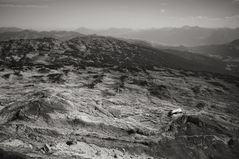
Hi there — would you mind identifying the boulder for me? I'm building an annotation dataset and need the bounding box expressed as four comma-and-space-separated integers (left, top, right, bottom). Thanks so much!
168, 108, 183, 117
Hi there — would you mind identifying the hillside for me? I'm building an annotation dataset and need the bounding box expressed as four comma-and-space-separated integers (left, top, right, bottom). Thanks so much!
0, 36, 231, 76
0, 36, 238, 159
188, 39, 239, 72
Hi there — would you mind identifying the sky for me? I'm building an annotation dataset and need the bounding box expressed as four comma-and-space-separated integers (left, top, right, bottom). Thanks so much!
0, 0, 239, 30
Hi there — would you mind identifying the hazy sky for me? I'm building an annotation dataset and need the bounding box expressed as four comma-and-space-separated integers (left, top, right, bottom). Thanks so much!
0, 0, 239, 30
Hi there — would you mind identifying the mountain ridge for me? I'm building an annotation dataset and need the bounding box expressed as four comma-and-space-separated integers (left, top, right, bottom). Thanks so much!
0, 36, 233, 76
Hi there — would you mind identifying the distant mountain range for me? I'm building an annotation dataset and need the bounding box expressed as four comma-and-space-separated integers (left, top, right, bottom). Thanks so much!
2, 26, 239, 47
0, 28, 84, 41
0, 27, 23, 33
75, 26, 239, 46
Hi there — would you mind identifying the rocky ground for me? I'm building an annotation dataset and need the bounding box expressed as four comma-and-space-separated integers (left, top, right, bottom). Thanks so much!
0, 65, 238, 159
0, 36, 239, 159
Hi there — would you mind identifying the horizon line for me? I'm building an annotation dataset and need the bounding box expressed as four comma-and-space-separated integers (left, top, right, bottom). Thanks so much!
1, 25, 239, 32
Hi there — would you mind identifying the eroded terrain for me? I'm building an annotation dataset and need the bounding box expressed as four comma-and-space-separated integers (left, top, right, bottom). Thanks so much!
0, 66, 239, 159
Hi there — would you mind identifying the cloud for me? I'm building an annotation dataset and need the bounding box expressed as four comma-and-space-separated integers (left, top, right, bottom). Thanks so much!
0, 3, 48, 8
